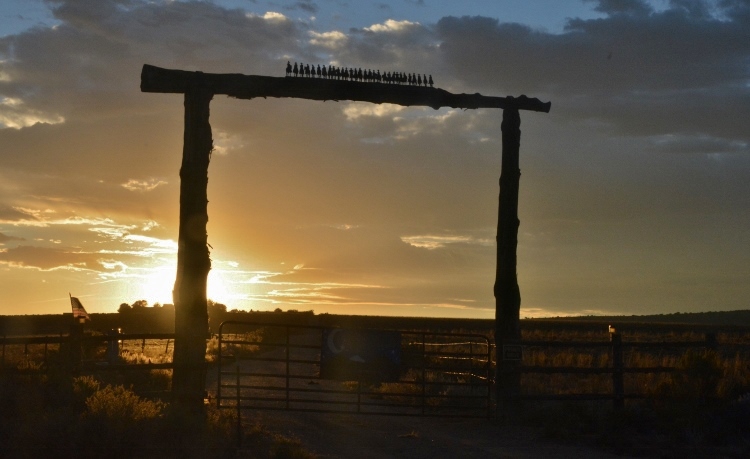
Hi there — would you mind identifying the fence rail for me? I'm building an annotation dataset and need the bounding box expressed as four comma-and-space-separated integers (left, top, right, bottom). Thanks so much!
5, 326, 748, 415
1, 331, 177, 373
496, 331, 750, 409
216, 321, 493, 421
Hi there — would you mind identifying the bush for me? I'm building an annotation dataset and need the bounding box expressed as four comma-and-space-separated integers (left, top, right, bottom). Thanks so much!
85, 384, 165, 421
76, 385, 166, 457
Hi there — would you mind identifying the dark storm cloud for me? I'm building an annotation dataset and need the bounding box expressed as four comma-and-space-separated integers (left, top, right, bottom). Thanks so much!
1, 0, 306, 122
436, 1, 750, 146
586, 0, 652, 15
284, 1, 319, 14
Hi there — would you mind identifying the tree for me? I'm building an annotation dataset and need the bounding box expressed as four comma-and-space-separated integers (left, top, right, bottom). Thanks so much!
118, 303, 132, 313
207, 299, 227, 315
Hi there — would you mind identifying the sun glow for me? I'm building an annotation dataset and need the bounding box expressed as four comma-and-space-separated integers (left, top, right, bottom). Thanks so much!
137, 264, 174, 305
135, 264, 234, 306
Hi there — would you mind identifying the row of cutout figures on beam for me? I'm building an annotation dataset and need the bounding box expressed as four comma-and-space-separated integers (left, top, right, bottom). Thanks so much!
286, 61, 434, 87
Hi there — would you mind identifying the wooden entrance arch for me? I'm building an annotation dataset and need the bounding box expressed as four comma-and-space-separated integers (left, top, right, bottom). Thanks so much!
140, 64, 551, 413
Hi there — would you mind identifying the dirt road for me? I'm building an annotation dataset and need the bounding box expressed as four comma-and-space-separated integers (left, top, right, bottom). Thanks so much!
236, 408, 644, 458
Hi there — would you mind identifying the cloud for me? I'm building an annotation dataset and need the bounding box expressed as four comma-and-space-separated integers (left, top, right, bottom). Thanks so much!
0, 96, 65, 129
0, 245, 99, 271
0, 207, 33, 222
0, 0, 307, 126
336, 19, 437, 71
648, 134, 749, 154
309, 30, 347, 49
436, 5, 750, 144
0, 232, 24, 243
400, 234, 492, 250
121, 178, 168, 192
585, 0, 652, 16
364, 19, 421, 33
252, 11, 290, 23
0, 207, 127, 229
284, 1, 319, 14
342, 103, 404, 120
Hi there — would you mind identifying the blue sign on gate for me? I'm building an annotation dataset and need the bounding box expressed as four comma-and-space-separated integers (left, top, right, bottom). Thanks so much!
320, 328, 402, 382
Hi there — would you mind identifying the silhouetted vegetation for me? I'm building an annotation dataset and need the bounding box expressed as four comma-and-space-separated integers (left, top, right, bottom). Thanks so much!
0, 370, 238, 458
2, 308, 749, 456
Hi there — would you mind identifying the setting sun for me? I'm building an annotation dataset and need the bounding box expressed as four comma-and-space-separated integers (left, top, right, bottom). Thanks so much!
131, 263, 233, 306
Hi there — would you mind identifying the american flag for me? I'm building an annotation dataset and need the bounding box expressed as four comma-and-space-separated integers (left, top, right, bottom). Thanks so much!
70, 295, 91, 321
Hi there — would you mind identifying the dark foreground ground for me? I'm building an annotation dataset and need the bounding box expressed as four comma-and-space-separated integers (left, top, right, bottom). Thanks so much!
238, 410, 628, 459
235, 408, 748, 459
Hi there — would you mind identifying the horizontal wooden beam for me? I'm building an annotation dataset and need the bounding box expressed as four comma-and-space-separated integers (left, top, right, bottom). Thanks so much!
141, 64, 551, 113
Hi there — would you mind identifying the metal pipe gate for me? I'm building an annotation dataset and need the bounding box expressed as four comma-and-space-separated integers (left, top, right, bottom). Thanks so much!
216, 321, 492, 420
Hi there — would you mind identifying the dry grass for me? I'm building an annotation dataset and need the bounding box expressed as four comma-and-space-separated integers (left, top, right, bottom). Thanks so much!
498, 326, 750, 402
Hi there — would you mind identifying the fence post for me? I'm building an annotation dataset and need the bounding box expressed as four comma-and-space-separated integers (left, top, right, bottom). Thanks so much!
236, 365, 242, 447
285, 326, 290, 410
107, 329, 120, 364
610, 330, 624, 410
68, 320, 83, 374
421, 333, 427, 416
705, 332, 717, 350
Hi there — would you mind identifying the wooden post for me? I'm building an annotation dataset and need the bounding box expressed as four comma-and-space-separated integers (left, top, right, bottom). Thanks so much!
610, 331, 624, 409
236, 365, 242, 447
495, 108, 522, 416
705, 332, 717, 350
171, 85, 213, 412
68, 319, 83, 375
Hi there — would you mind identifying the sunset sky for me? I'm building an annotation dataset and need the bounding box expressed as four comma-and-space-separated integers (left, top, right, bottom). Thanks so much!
0, 0, 748, 318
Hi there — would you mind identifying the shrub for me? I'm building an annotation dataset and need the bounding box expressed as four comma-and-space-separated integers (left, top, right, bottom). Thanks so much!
85, 384, 165, 421
76, 384, 166, 456
71, 375, 101, 410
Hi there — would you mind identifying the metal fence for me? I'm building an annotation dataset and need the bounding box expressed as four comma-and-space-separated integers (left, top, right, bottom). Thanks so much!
216, 321, 493, 420
1, 331, 175, 375
494, 331, 750, 409
7, 324, 745, 416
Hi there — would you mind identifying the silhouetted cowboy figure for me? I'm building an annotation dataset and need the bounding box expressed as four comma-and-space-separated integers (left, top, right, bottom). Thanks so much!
428, 75, 434, 87
286, 61, 292, 77
293, 62, 299, 77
